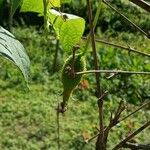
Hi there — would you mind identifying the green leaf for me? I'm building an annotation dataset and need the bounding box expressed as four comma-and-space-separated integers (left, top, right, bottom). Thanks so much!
49, 0, 60, 7
0, 26, 30, 81
21, 0, 60, 14
61, 0, 71, 4
48, 9, 85, 51
21, 0, 44, 13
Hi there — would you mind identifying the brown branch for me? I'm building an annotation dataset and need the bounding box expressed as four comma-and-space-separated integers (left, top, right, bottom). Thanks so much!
104, 101, 125, 145
102, 0, 149, 39
86, 133, 100, 143
85, 101, 150, 144
86, 0, 104, 149
98, 90, 108, 101
112, 121, 150, 150
123, 142, 150, 150
106, 101, 150, 131
119, 100, 150, 122
82, 37, 150, 57
130, 0, 150, 12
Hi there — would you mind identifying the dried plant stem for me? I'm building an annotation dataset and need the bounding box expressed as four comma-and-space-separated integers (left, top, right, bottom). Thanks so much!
87, 0, 104, 149
112, 121, 150, 150
82, 37, 150, 57
130, 0, 150, 12
76, 70, 150, 75
102, 0, 149, 38
119, 101, 150, 122
123, 142, 150, 149
86, 101, 150, 144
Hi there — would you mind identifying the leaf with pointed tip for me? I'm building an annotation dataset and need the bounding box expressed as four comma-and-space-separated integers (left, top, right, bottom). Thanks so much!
0, 26, 30, 81
48, 9, 85, 51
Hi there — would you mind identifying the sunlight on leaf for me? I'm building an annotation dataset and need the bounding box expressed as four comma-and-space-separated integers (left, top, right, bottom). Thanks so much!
21, 0, 60, 14
0, 27, 30, 81
48, 9, 85, 51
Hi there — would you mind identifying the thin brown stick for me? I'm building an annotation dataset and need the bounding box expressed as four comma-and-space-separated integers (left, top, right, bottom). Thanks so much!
76, 70, 150, 75
104, 101, 125, 146
119, 100, 150, 122
130, 0, 150, 12
86, 0, 104, 149
112, 121, 150, 150
98, 91, 108, 101
82, 37, 150, 57
102, 0, 149, 38
86, 133, 100, 143
123, 142, 150, 149
86, 101, 150, 143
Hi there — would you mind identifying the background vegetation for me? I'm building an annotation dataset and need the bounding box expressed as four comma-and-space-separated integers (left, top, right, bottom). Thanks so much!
0, 0, 150, 149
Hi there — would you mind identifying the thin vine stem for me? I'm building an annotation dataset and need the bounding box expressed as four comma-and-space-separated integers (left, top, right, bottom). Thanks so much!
102, 0, 149, 39
76, 70, 150, 75
56, 104, 60, 150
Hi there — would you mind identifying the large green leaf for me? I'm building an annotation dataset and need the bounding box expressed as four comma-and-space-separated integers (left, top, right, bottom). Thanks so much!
0, 26, 30, 81
21, 0, 60, 14
48, 9, 85, 51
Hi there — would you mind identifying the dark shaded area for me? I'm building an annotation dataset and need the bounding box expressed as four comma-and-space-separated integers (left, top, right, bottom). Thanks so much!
0, 1, 150, 34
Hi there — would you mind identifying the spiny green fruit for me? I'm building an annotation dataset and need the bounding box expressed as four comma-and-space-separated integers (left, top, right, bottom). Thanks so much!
61, 53, 86, 111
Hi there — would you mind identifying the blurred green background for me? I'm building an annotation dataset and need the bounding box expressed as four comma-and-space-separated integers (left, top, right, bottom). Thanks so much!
0, 0, 150, 149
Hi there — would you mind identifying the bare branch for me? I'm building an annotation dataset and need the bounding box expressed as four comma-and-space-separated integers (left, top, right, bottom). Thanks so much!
112, 121, 150, 150
98, 90, 108, 101
86, 101, 150, 144
102, 0, 149, 38
119, 101, 150, 122
123, 142, 150, 149
130, 0, 150, 12
87, 0, 105, 149
82, 37, 150, 57
104, 101, 125, 145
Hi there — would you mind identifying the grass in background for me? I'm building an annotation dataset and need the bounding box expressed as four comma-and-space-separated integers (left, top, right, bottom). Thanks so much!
0, 27, 149, 150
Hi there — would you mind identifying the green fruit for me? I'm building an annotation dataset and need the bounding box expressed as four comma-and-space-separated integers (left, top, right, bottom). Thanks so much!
61, 53, 86, 109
